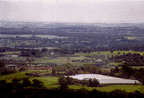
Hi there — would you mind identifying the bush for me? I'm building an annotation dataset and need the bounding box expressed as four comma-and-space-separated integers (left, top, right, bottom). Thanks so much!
51, 68, 56, 75
12, 78, 21, 84
79, 80, 89, 86
115, 72, 123, 77
23, 78, 32, 87
95, 69, 101, 74
66, 76, 73, 85
1, 67, 16, 75
92, 78, 100, 87
88, 78, 100, 87
101, 70, 110, 75
19, 67, 27, 72
108, 89, 128, 98
32, 79, 44, 88
88, 78, 93, 87
58, 76, 68, 89
114, 66, 120, 73
0, 60, 5, 68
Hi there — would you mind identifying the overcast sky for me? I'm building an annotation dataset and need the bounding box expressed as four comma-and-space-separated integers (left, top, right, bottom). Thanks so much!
0, 0, 144, 23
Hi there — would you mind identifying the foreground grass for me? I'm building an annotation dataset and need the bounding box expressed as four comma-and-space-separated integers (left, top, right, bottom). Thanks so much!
0, 70, 31, 83
44, 84, 144, 93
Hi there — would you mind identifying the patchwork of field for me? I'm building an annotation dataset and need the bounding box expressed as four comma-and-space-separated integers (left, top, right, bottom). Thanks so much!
1, 70, 144, 93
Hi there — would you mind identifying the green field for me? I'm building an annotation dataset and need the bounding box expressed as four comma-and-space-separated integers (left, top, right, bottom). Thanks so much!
0, 51, 21, 55
1, 70, 144, 93
80, 85, 144, 93
43, 84, 144, 93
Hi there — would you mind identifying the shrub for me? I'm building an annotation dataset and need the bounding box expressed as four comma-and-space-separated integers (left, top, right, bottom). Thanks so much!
79, 80, 89, 86
12, 78, 21, 84
107, 89, 128, 98
115, 72, 123, 77
23, 78, 32, 87
88, 78, 100, 87
92, 78, 100, 87
32, 79, 44, 88
0, 60, 5, 68
1, 67, 16, 75
114, 66, 120, 73
101, 70, 110, 75
19, 67, 27, 72
58, 76, 68, 89
66, 76, 73, 85
51, 68, 56, 75
88, 78, 93, 87
133, 90, 143, 98
95, 69, 101, 74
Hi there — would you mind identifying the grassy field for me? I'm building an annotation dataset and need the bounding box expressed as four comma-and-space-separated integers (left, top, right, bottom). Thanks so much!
74, 51, 144, 58
1, 70, 144, 93
0, 51, 21, 55
80, 85, 144, 93
0, 70, 31, 83
44, 84, 144, 93
0, 57, 27, 61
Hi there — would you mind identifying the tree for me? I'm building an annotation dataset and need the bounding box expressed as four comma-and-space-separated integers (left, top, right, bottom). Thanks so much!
88, 78, 93, 87
32, 79, 44, 88
23, 78, 31, 87
0, 60, 5, 68
51, 67, 56, 75
66, 75, 73, 85
12, 78, 21, 84
108, 89, 128, 98
41, 48, 48, 53
114, 66, 119, 73
58, 76, 68, 89
19, 67, 26, 72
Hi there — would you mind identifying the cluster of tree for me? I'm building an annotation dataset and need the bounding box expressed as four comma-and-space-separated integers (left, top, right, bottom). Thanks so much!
111, 53, 144, 66
58, 76, 100, 90
20, 50, 42, 57
113, 65, 144, 85
0, 78, 144, 98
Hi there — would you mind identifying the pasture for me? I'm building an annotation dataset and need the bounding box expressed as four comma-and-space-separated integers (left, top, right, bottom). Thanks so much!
0, 51, 21, 55
1, 69, 144, 93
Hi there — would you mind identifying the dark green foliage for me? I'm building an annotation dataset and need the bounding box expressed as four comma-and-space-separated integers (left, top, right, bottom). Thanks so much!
107, 89, 128, 98
0, 60, 5, 68
90, 88, 101, 98
88, 78, 93, 87
23, 78, 31, 87
92, 78, 100, 87
1, 67, 16, 75
19, 67, 27, 72
32, 79, 44, 88
12, 78, 21, 84
133, 90, 143, 98
51, 67, 56, 75
114, 66, 120, 73
41, 48, 48, 53
66, 75, 73, 85
58, 76, 68, 89
88, 78, 100, 87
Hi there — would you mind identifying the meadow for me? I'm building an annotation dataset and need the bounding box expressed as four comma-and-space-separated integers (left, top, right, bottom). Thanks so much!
0, 68, 144, 93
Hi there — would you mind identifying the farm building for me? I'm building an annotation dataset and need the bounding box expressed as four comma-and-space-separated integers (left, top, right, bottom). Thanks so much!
5, 64, 16, 68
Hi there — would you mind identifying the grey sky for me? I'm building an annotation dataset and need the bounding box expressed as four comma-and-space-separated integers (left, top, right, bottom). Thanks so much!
0, 0, 144, 23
